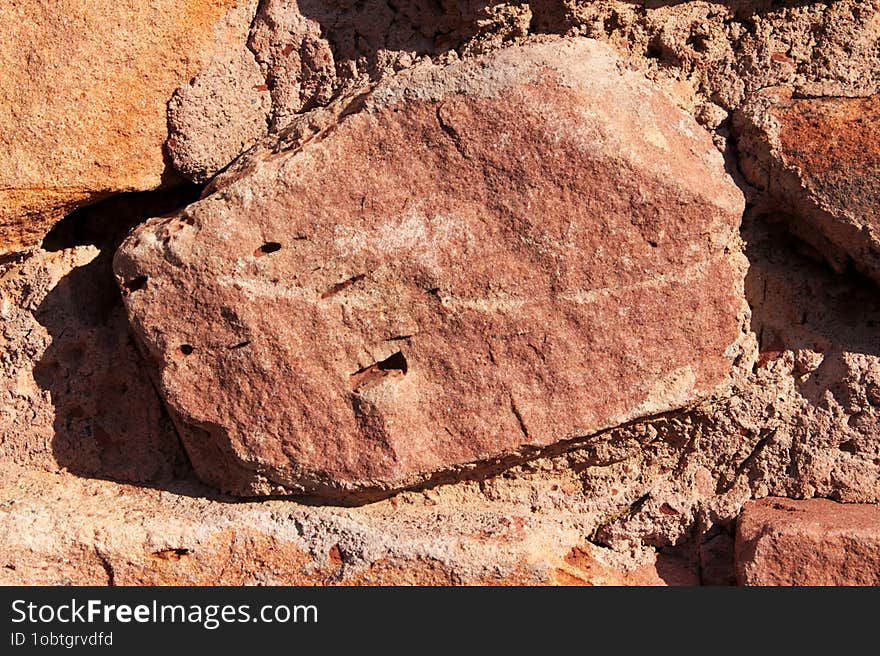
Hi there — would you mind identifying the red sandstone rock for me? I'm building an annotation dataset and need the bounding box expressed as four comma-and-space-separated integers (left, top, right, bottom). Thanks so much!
736, 498, 880, 586
734, 88, 880, 284
115, 39, 748, 500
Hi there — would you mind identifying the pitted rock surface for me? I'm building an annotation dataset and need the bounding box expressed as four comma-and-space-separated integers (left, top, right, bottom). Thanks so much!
115, 40, 749, 500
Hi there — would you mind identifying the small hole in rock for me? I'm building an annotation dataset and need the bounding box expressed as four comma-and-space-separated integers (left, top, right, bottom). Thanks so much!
377, 350, 407, 374
122, 275, 148, 295
839, 440, 858, 454
256, 242, 282, 255
152, 547, 191, 561
349, 350, 408, 389
646, 44, 663, 60
180, 344, 194, 355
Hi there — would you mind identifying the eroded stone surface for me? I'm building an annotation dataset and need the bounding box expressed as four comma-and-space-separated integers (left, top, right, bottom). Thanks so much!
167, 0, 880, 182
0, 0, 257, 255
0, 463, 696, 586
736, 497, 880, 586
115, 40, 749, 499
246, 0, 504, 129
0, 192, 195, 483
734, 88, 880, 283
167, 49, 271, 183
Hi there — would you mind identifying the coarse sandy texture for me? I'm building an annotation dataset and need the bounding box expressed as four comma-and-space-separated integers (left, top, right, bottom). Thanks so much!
168, 0, 880, 179
0, 461, 700, 586
3, 202, 878, 583
166, 50, 272, 184
0, 0, 258, 255
2, 0, 880, 585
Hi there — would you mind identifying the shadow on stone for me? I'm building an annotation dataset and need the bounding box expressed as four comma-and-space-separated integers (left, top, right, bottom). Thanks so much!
33, 189, 202, 487
743, 213, 880, 410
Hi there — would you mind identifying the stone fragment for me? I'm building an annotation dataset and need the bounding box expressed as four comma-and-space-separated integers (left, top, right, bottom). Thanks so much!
0, 0, 257, 255
115, 39, 748, 500
736, 497, 880, 586
246, 0, 496, 130
734, 88, 880, 283
167, 49, 271, 183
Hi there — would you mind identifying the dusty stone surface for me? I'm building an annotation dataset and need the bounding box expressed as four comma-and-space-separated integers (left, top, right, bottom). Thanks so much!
0, 0, 257, 255
167, 50, 272, 183
582, 216, 880, 553
0, 192, 196, 483
248, 0, 880, 117
549, 0, 880, 110
2, 207, 879, 582
246, 0, 504, 129
0, 462, 696, 586
737, 497, 880, 586
115, 40, 749, 499
734, 88, 880, 283
167, 0, 880, 182
4, 1, 880, 585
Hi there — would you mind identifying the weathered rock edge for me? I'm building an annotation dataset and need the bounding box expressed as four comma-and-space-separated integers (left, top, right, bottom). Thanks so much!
115, 39, 750, 501
734, 88, 880, 285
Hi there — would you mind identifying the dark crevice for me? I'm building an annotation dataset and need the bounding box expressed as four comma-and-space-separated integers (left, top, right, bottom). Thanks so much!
256, 241, 282, 256
152, 547, 191, 561
121, 275, 148, 296
717, 428, 777, 493
41, 186, 203, 253
376, 350, 407, 374
350, 350, 408, 389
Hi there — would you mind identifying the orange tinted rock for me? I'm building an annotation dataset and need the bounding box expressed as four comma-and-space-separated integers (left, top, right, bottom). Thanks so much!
734, 89, 880, 283
736, 498, 880, 586
115, 40, 748, 500
0, 0, 257, 255
553, 545, 699, 586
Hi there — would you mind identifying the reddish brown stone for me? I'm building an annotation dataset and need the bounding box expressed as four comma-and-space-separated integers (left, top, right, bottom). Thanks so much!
734, 88, 880, 283
114, 40, 748, 500
736, 497, 880, 586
